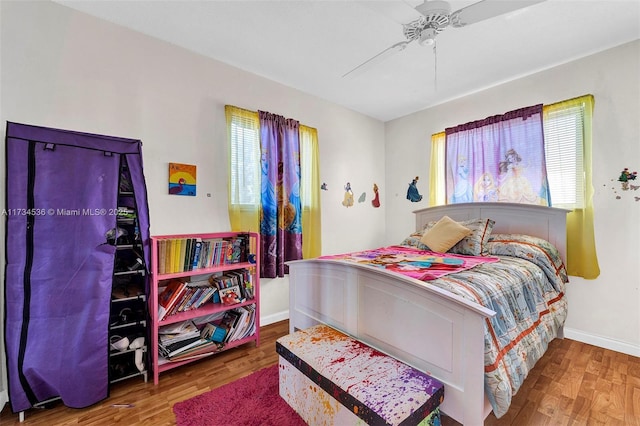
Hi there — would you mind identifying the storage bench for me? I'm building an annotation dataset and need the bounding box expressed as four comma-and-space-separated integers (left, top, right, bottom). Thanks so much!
276, 324, 444, 425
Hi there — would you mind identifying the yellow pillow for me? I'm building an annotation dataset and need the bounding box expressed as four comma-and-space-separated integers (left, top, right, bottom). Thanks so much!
420, 216, 472, 253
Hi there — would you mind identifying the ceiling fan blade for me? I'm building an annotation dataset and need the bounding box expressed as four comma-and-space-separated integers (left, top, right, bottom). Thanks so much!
342, 41, 411, 78
450, 0, 546, 28
356, 1, 423, 25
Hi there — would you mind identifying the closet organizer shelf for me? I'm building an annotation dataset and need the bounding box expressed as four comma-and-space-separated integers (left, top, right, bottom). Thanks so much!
149, 232, 260, 384
108, 158, 150, 385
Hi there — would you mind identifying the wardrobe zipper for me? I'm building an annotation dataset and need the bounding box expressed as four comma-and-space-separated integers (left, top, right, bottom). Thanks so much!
17, 140, 38, 405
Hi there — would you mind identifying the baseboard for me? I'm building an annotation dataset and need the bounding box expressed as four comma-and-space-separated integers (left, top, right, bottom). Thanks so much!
564, 327, 640, 357
260, 310, 289, 327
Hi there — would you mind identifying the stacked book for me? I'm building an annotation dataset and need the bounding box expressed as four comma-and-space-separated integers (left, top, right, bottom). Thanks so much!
208, 269, 254, 306
157, 278, 220, 321
216, 305, 256, 343
157, 234, 250, 275
157, 308, 256, 363
158, 320, 211, 360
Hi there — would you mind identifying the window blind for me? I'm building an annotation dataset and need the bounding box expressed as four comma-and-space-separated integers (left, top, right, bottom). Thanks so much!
543, 104, 585, 208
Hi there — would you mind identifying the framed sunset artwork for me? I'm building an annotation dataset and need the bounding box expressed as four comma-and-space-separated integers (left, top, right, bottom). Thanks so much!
169, 162, 196, 196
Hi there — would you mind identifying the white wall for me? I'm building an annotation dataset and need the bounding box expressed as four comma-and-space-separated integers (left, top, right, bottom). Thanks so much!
0, 1, 386, 408
384, 40, 640, 357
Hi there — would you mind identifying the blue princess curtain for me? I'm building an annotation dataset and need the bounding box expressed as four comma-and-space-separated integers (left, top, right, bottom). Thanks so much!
4, 122, 150, 412
445, 104, 550, 206
258, 111, 303, 278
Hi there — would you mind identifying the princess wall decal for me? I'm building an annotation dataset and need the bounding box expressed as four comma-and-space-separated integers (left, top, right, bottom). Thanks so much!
342, 182, 354, 207
372, 183, 381, 208
406, 176, 423, 202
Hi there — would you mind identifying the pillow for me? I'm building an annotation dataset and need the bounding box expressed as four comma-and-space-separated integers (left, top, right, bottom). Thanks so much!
420, 216, 472, 253
449, 218, 495, 256
487, 233, 568, 285
420, 217, 496, 256
399, 235, 430, 250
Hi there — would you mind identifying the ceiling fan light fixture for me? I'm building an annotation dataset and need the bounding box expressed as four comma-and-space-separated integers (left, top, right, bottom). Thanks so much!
419, 28, 437, 46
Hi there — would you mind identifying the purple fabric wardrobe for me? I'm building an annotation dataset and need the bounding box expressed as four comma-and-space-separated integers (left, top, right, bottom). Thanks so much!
4, 122, 151, 412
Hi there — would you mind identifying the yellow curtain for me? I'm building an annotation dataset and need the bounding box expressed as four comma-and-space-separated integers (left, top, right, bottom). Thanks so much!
429, 132, 446, 206
225, 105, 260, 232
543, 95, 600, 278
300, 125, 322, 258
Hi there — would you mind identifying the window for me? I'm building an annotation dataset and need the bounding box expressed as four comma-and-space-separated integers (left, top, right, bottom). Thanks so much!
431, 98, 588, 209
543, 102, 586, 209
299, 125, 318, 210
225, 105, 321, 259
430, 95, 599, 278
227, 107, 261, 207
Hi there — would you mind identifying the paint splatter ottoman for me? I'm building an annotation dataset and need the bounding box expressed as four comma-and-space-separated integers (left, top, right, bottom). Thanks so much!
276, 324, 444, 425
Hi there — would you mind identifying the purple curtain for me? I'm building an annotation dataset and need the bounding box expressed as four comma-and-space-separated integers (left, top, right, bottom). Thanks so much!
258, 111, 303, 278
4, 122, 150, 412
445, 105, 550, 206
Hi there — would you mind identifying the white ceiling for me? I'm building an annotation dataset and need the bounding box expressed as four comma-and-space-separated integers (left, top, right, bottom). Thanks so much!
54, 0, 640, 122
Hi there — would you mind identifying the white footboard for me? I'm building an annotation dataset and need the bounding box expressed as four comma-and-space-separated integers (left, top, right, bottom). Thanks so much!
288, 259, 496, 426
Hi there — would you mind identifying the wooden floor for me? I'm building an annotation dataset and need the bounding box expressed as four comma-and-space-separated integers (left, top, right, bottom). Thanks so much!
1, 320, 638, 425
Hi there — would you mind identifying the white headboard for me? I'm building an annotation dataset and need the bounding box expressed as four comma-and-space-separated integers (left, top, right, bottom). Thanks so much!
413, 202, 570, 261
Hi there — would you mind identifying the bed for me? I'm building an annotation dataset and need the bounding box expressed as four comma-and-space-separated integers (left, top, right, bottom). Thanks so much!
287, 202, 569, 425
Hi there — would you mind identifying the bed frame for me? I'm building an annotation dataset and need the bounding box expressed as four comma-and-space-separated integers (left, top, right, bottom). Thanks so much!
287, 202, 569, 425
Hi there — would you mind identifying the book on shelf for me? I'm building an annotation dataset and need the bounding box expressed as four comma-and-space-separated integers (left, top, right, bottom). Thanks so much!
156, 235, 253, 274
211, 305, 256, 344
159, 319, 198, 335
159, 330, 201, 348
191, 238, 202, 270
177, 239, 187, 272
182, 238, 191, 272
213, 311, 232, 343
197, 239, 211, 269
191, 311, 226, 326
159, 350, 214, 365
165, 343, 218, 362
212, 239, 226, 267
217, 309, 243, 343
224, 234, 249, 264
188, 278, 216, 300
159, 321, 228, 361
162, 277, 219, 318
157, 279, 187, 321
159, 335, 205, 357
158, 239, 167, 275
159, 320, 200, 346
200, 322, 228, 343
219, 285, 245, 306
225, 269, 254, 300
226, 308, 248, 342
233, 305, 256, 342
166, 239, 176, 274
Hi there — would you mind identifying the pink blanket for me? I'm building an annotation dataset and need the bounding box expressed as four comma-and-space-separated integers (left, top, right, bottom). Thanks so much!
319, 245, 500, 281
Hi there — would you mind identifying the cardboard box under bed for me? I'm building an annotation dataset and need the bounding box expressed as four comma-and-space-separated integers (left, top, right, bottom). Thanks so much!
276, 324, 444, 426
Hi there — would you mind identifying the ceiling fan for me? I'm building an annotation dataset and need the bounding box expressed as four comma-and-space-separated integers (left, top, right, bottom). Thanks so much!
343, 0, 546, 78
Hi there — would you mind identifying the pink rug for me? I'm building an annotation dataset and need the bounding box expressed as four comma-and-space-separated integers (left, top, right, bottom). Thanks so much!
173, 364, 307, 426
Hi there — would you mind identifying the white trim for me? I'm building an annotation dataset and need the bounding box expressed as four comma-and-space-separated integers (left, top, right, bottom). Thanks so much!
260, 310, 289, 327
564, 328, 640, 357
